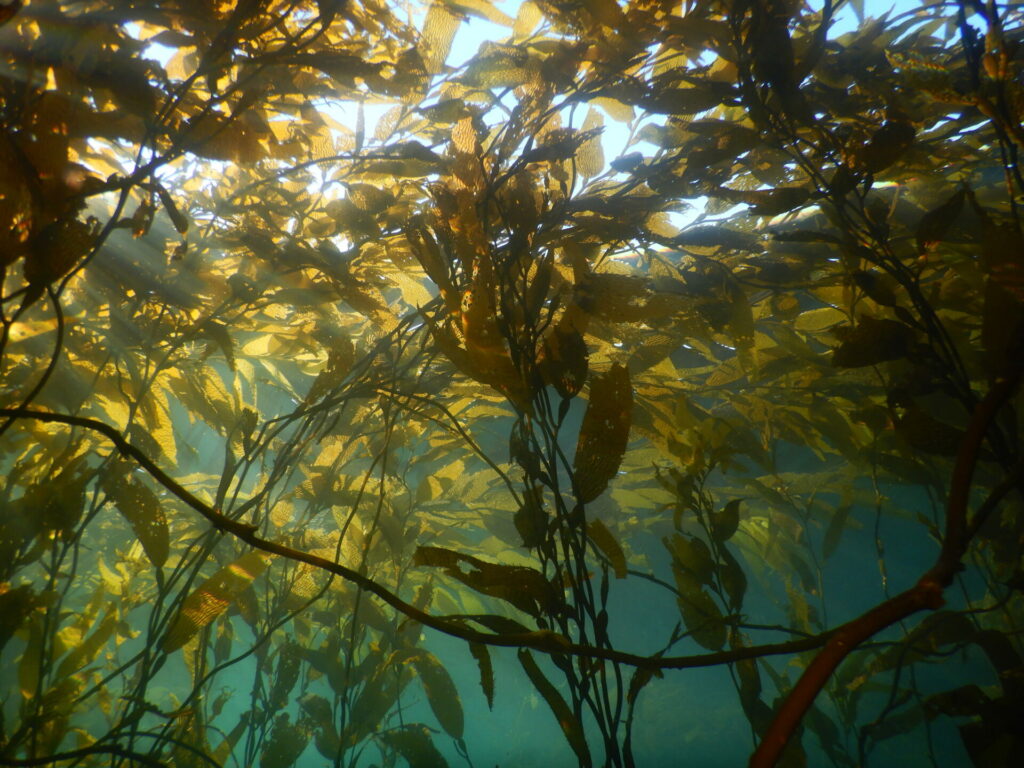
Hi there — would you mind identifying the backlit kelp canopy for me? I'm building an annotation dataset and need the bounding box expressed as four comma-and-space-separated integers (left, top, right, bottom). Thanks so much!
1, 0, 1023, 766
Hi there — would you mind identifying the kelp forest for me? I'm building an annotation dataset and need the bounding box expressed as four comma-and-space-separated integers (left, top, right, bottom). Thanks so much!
1, 0, 1023, 766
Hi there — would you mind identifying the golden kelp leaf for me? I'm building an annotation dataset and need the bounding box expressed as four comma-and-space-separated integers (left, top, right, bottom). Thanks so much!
412, 546, 558, 618
336, 280, 398, 330
162, 551, 272, 653
185, 114, 265, 164
0, 585, 36, 651
575, 272, 652, 323
593, 96, 634, 122
344, 662, 401, 746
673, 226, 758, 251
853, 121, 915, 174
794, 306, 845, 332
728, 290, 755, 347
56, 610, 117, 678
513, 0, 542, 38
822, 503, 852, 560
640, 85, 727, 114
19, 616, 42, 698
156, 185, 189, 234
717, 546, 747, 611
98, 556, 126, 596
314, 724, 341, 761
469, 642, 495, 709
452, 0, 514, 25
852, 269, 900, 307
213, 712, 253, 766
982, 278, 1024, 377
518, 650, 592, 768
522, 127, 590, 164
832, 315, 914, 367
378, 725, 450, 768
577, 107, 604, 178
539, 327, 588, 399
916, 187, 965, 253
586, 518, 626, 578
260, 714, 309, 768
299, 693, 333, 729
268, 642, 301, 710
197, 319, 236, 370
710, 499, 741, 543
410, 651, 463, 739
732, 631, 772, 734
674, 569, 726, 651
422, 1, 460, 74
753, 187, 811, 216
892, 400, 966, 456
665, 534, 715, 586
24, 218, 95, 287
514, 493, 548, 548
418, 98, 471, 124
106, 475, 169, 568
573, 364, 632, 504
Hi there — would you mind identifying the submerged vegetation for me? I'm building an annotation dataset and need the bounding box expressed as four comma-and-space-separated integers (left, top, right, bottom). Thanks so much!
2, 0, 1024, 765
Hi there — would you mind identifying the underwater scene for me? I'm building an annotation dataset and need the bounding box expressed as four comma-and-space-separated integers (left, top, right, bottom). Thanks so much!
2, 0, 1023, 766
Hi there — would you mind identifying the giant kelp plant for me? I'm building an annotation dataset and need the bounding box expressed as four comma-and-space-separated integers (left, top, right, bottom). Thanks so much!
1, 0, 1023, 766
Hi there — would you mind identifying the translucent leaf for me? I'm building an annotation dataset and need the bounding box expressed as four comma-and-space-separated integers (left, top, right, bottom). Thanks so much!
422, 1, 460, 74
674, 226, 759, 251
0, 585, 36, 652
197, 319, 235, 371
299, 693, 334, 729
717, 546, 747, 612
56, 611, 116, 678
665, 534, 715, 585
710, 500, 741, 543
513, 1, 542, 38
832, 316, 914, 367
573, 364, 632, 504
540, 327, 588, 399
162, 551, 272, 652
823, 504, 852, 560
794, 306, 845, 332
23, 218, 95, 287
19, 617, 42, 698
260, 714, 308, 768
593, 96, 634, 122
916, 187, 965, 253
576, 107, 604, 179
514, 493, 548, 548
518, 650, 592, 768
410, 651, 463, 739
378, 725, 450, 768
156, 185, 189, 234
743, 187, 810, 216
640, 85, 728, 115
852, 270, 900, 307
185, 114, 266, 164
854, 121, 915, 174
105, 474, 169, 568
450, 0, 514, 26
587, 518, 626, 578
268, 642, 302, 710
674, 569, 726, 651
412, 546, 558, 618
469, 642, 495, 709
213, 712, 253, 766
